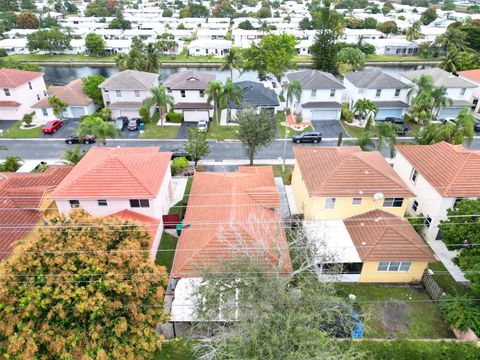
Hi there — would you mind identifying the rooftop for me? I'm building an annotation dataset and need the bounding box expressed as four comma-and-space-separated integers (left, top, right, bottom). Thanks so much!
287, 70, 345, 90
401, 68, 476, 89
98, 70, 159, 90
0, 68, 43, 88
32, 79, 93, 108
345, 69, 408, 89
229, 81, 279, 109
164, 70, 215, 90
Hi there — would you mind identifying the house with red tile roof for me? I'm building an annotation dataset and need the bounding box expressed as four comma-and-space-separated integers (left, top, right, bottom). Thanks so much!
31, 79, 97, 122
0, 166, 72, 261
459, 69, 480, 114
0, 68, 47, 121
394, 142, 480, 242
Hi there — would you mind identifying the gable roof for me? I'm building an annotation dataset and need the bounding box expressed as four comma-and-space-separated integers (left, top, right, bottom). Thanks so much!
396, 142, 480, 197
171, 166, 292, 278
287, 70, 345, 90
401, 68, 476, 88
229, 81, 279, 109
0, 68, 43, 88
344, 209, 435, 262
98, 70, 159, 90
0, 166, 72, 260
50, 147, 172, 199
164, 70, 216, 90
32, 79, 93, 108
344, 69, 408, 89
294, 147, 414, 197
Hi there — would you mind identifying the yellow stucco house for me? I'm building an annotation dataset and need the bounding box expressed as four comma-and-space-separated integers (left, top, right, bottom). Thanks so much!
291, 146, 415, 220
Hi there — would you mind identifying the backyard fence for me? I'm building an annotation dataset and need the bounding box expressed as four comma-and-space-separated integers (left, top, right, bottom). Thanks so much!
421, 269, 446, 303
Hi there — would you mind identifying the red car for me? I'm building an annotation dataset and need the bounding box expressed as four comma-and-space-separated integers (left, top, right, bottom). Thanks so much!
42, 120, 63, 134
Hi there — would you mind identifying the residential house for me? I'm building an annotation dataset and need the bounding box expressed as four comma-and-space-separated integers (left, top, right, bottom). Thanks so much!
344, 69, 409, 120
168, 167, 292, 334
295, 39, 312, 56
291, 146, 414, 220
98, 70, 159, 118
459, 68, 480, 113
367, 38, 418, 56
401, 68, 476, 119
0, 38, 28, 54
0, 166, 72, 261
32, 79, 97, 122
231, 29, 264, 48
164, 70, 215, 122
228, 81, 279, 119
394, 142, 480, 242
305, 210, 435, 282
196, 28, 228, 41
342, 28, 383, 43
187, 39, 231, 57
286, 70, 345, 121
0, 68, 47, 121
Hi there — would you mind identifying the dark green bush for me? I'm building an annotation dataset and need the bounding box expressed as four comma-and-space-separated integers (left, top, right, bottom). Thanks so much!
166, 112, 183, 123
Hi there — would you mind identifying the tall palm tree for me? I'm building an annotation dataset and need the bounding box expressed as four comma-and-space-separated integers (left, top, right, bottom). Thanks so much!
438, 108, 475, 146
220, 47, 243, 81
206, 81, 224, 126
431, 86, 453, 120
145, 43, 161, 73
435, 28, 469, 53
115, 53, 129, 71
284, 80, 302, 114
221, 79, 243, 109
376, 122, 398, 158
409, 91, 434, 124
355, 131, 375, 151
353, 99, 378, 126
405, 21, 422, 41
144, 85, 174, 126
412, 123, 442, 145
439, 50, 459, 74
406, 74, 434, 103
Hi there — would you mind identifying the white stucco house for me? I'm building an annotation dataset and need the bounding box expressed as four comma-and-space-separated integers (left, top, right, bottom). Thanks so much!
286, 70, 345, 121
32, 79, 97, 122
187, 39, 232, 57
344, 69, 409, 120
99, 70, 159, 118
0, 68, 47, 121
458, 69, 480, 114
164, 70, 215, 122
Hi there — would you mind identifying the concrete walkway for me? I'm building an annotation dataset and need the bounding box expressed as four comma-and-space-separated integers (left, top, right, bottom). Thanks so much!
284, 185, 300, 215
274, 177, 290, 218
428, 239, 468, 283
170, 177, 188, 207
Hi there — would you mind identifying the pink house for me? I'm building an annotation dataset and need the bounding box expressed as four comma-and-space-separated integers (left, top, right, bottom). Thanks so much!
0, 68, 47, 120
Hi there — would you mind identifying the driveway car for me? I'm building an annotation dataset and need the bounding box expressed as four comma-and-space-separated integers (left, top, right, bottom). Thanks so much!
171, 148, 192, 161
42, 120, 63, 134
384, 117, 404, 125
198, 120, 208, 132
115, 117, 129, 131
65, 134, 96, 145
292, 131, 322, 144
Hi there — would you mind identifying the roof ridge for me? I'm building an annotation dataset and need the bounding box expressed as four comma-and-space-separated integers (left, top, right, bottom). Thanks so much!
444, 149, 476, 195
113, 153, 156, 196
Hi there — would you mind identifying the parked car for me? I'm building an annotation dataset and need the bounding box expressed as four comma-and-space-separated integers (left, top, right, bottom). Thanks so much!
198, 120, 208, 132
115, 117, 129, 131
475, 120, 480, 132
65, 134, 96, 145
42, 120, 63, 134
384, 117, 404, 125
292, 131, 322, 144
171, 148, 192, 160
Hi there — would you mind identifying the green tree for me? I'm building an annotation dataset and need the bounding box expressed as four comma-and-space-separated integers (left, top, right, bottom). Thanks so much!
184, 127, 210, 166
0, 210, 169, 359
355, 131, 375, 151
20, 0, 35, 10
336, 47, 365, 75
48, 95, 67, 119
16, 12, 38, 29
441, 0, 456, 11
420, 7, 437, 25
406, 21, 422, 41
437, 108, 475, 145
0, 155, 22, 172
436, 28, 470, 53
62, 145, 86, 165
284, 79, 302, 113
27, 29, 71, 54
221, 47, 243, 81
299, 17, 312, 30
0, 12, 18, 34
364, 17, 378, 29
82, 75, 105, 105
439, 296, 480, 333
162, 8, 173, 17
0, 0, 19, 11
39, 15, 59, 29
237, 109, 277, 165
156, 33, 177, 55
85, 32, 105, 56
376, 121, 398, 158
353, 98, 378, 126
238, 20, 254, 30
179, 3, 209, 18
242, 33, 297, 82
78, 116, 116, 145
432, 86, 453, 119
145, 43, 161, 73
258, 5, 271, 18
206, 81, 224, 126
143, 85, 174, 126
378, 20, 398, 37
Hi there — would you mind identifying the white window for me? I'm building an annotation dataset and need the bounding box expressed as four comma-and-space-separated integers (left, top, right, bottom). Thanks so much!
98, 199, 108, 206
394, 88, 400, 97
383, 198, 404, 208
42, 108, 48, 116
130, 199, 150, 208
460, 88, 466, 96
69, 200, 80, 208
325, 197, 336, 209
352, 198, 362, 205
375, 89, 381, 97
116, 90, 122, 97
330, 89, 335, 97
3, 89, 10, 96
410, 169, 418, 183
311, 89, 316, 97
378, 261, 411, 272
412, 200, 419, 212
134, 90, 140, 97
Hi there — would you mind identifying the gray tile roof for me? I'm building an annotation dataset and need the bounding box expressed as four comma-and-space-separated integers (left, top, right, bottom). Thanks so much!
345, 69, 408, 89
286, 70, 345, 90
401, 68, 476, 88
164, 70, 216, 90
99, 70, 159, 90
373, 100, 409, 108
229, 81, 279, 109
301, 101, 342, 109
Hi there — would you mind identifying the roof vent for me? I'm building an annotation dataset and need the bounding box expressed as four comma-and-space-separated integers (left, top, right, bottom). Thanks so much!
364, 170, 369, 174
373, 192, 384, 201
360, 222, 365, 226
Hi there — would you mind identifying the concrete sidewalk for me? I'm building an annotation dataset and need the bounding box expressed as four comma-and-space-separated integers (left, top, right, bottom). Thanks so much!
428, 239, 468, 283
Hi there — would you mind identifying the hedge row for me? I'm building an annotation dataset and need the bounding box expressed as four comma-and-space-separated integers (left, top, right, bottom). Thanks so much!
166, 112, 183, 123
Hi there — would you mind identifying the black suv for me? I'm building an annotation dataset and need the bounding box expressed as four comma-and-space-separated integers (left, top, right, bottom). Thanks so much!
292, 131, 322, 144
383, 117, 410, 135
384, 117, 404, 125
65, 134, 96, 144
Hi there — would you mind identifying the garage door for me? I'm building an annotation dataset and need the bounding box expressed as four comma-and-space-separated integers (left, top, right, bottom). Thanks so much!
438, 108, 463, 119
70, 107, 85, 118
376, 108, 403, 120
311, 110, 338, 121
183, 110, 209, 122
118, 110, 140, 119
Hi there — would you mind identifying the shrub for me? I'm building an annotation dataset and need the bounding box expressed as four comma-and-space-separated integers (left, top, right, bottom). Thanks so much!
166, 112, 183, 123
406, 212, 425, 234
439, 295, 480, 333
22, 113, 33, 127
0, 49, 7, 57
341, 102, 354, 123
171, 157, 189, 175
139, 106, 151, 123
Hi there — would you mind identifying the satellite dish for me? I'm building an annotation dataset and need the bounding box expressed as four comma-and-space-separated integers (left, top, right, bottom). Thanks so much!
373, 192, 384, 201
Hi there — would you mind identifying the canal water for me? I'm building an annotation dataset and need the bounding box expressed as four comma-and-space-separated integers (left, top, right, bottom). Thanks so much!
41, 64, 430, 86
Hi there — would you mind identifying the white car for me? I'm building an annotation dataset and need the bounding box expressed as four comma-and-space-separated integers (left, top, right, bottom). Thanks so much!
198, 120, 208, 132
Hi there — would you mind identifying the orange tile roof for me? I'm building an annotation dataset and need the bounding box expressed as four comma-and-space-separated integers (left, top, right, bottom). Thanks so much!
0, 100, 21, 107
294, 147, 414, 197
109, 209, 161, 249
0, 166, 72, 260
171, 166, 292, 278
396, 142, 480, 197
51, 147, 172, 199
0, 68, 43, 88
32, 79, 93, 108
459, 69, 480, 83
344, 209, 435, 262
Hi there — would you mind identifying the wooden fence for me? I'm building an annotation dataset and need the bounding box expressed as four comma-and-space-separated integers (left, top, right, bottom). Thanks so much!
421, 269, 446, 303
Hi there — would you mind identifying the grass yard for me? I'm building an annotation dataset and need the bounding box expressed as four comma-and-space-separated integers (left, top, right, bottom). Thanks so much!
155, 232, 179, 273
206, 120, 238, 140
277, 113, 314, 139
140, 122, 179, 139
8, 53, 117, 62
152, 339, 198, 360
366, 55, 426, 62
3, 121, 42, 138
336, 284, 452, 339
169, 177, 193, 216
428, 261, 472, 297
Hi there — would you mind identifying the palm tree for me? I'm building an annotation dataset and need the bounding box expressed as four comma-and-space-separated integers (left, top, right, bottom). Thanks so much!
143, 85, 174, 126
406, 74, 434, 103
439, 50, 459, 74
435, 28, 469, 53
145, 43, 161, 73
409, 91, 434, 124
431, 86, 453, 120
221, 79, 243, 109
62, 145, 86, 165
376, 122, 398, 158
206, 81, 224, 126
220, 47, 243, 81
439, 108, 475, 146
353, 99, 378, 126
0, 155, 22, 172
284, 80, 302, 114
259, 21, 270, 33
406, 21, 422, 41
355, 131, 375, 151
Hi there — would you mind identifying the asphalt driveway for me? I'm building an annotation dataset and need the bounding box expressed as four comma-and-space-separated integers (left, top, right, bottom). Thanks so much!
0, 121, 17, 132
311, 120, 349, 138
43, 118, 79, 139
176, 122, 196, 139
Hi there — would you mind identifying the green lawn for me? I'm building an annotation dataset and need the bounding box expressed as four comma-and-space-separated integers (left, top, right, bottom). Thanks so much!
155, 232, 179, 273
336, 284, 452, 339
152, 339, 198, 360
206, 120, 238, 140
169, 177, 193, 216
140, 122, 179, 139
428, 261, 472, 297
277, 113, 314, 139
366, 55, 427, 62
3, 121, 42, 138
341, 120, 367, 138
